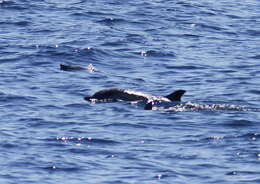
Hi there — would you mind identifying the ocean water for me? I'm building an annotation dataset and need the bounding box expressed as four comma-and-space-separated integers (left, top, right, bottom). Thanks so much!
0, 0, 260, 183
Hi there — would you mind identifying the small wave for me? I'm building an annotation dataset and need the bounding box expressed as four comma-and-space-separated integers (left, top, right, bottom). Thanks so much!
242, 132, 260, 139
15, 20, 30, 26
33, 45, 112, 64
101, 40, 126, 47
0, 0, 26, 10
64, 103, 91, 109
0, 20, 30, 26
198, 23, 224, 32
34, 45, 74, 58
154, 173, 170, 180
196, 132, 259, 144
0, 93, 36, 103
225, 14, 242, 19
181, 33, 201, 39
56, 136, 120, 145
97, 18, 126, 26
249, 55, 260, 59
247, 29, 260, 37
138, 50, 176, 58
41, 165, 82, 172
72, 47, 117, 61
226, 170, 260, 176
247, 89, 260, 95
103, 122, 148, 129
165, 65, 206, 70
125, 33, 146, 44
225, 120, 255, 127
0, 142, 17, 149
0, 0, 12, 5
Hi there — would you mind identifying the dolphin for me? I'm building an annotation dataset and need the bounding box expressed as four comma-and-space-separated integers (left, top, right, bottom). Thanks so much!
60, 64, 97, 72
60, 64, 86, 71
84, 88, 186, 105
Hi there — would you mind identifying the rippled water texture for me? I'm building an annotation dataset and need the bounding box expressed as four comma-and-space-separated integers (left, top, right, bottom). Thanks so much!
0, 0, 260, 184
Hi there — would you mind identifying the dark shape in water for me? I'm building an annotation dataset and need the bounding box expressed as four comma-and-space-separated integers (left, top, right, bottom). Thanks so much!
60, 64, 86, 71
84, 88, 186, 106
60, 64, 97, 72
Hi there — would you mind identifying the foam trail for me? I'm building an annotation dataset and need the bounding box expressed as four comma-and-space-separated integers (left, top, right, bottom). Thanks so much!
152, 102, 260, 112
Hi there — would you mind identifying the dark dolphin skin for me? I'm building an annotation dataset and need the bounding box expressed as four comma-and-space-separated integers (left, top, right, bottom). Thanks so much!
60, 64, 86, 71
84, 88, 186, 109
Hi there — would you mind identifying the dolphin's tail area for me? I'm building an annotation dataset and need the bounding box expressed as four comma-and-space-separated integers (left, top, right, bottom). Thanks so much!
164, 90, 186, 101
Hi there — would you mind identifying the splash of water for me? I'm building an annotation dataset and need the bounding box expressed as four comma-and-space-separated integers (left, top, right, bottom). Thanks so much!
152, 102, 259, 112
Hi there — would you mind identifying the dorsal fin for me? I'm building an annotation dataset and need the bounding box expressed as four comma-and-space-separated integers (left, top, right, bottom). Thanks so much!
164, 90, 186, 101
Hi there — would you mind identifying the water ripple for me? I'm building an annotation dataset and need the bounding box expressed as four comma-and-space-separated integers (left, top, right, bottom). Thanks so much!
41, 165, 82, 172
55, 136, 120, 145
1, 0, 260, 183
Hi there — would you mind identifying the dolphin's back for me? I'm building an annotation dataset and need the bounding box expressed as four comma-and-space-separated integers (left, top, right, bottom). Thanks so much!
60, 64, 85, 71
84, 88, 186, 103
84, 88, 147, 102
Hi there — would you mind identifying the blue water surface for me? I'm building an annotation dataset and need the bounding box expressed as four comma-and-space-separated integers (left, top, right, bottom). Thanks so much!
0, 0, 260, 183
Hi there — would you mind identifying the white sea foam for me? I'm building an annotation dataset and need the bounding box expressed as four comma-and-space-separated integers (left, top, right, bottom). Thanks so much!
153, 102, 252, 112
